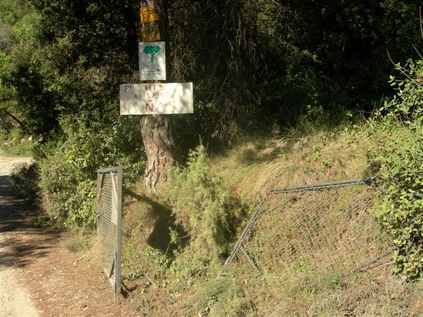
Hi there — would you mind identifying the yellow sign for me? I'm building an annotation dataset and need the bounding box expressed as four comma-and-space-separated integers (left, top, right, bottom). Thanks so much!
140, 23, 161, 41
140, 6, 159, 24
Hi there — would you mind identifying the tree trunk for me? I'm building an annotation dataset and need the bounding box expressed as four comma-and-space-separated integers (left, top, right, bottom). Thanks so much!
139, 0, 175, 192
141, 115, 174, 191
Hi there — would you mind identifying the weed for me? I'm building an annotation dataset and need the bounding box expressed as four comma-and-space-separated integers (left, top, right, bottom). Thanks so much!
63, 230, 92, 253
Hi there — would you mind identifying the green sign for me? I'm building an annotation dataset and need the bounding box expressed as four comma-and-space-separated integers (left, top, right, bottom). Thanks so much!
143, 45, 161, 55
139, 41, 166, 80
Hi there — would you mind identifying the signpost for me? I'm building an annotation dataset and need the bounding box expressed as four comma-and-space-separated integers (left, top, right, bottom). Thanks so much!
120, 0, 194, 116
120, 83, 193, 115
140, 1, 160, 23
139, 41, 166, 81
139, 0, 161, 42
118, 0, 194, 191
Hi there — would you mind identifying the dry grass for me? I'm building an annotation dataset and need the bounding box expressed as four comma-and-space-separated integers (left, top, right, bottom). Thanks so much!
208, 124, 421, 316
61, 230, 93, 254
121, 123, 422, 316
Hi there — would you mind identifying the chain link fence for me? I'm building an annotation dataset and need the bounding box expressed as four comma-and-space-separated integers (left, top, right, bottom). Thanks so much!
96, 167, 123, 298
225, 177, 392, 278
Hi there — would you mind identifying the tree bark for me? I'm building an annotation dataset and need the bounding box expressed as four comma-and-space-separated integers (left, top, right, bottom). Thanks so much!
141, 115, 174, 191
140, 0, 175, 192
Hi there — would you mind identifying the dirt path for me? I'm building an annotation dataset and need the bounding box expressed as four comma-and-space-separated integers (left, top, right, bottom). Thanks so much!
0, 157, 139, 317
0, 156, 34, 176
0, 156, 40, 317
0, 264, 40, 317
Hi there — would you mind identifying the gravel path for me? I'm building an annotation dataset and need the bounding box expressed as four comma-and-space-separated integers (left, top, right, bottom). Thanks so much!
0, 156, 40, 317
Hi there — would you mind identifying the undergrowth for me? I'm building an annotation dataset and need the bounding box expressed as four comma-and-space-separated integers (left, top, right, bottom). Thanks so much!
123, 118, 422, 316
165, 146, 247, 282
369, 58, 423, 280
0, 128, 36, 156
38, 117, 144, 229
9, 161, 38, 202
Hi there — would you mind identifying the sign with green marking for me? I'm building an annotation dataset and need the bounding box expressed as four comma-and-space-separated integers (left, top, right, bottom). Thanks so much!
143, 45, 161, 55
139, 41, 166, 81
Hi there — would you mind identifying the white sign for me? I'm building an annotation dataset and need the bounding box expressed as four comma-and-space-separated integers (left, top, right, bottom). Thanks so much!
120, 83, 193, 115
139, 42, 166, 81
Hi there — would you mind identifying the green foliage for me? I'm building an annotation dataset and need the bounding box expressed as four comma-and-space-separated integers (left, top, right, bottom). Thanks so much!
1, 0, 137, 135
0, 0, 32, 26
0, 128, 36, 155
12, 11, 40, 45
0, 36, 15, 101
370, 59, 423, 280
382, 59, 423, 123
10, 162, 38, 202
38, 118, 144, 228
188, 275, 254, 317
371, 125, 422, 280
166, 146, 245, 280
2, 0, 415, 140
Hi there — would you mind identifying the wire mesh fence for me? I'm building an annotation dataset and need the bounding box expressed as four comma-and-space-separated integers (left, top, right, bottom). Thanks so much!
225, 178, 392, 281
96, 167, 123, 298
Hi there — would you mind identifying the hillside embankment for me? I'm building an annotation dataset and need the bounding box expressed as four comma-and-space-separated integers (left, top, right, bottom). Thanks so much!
121, 124, 423, 316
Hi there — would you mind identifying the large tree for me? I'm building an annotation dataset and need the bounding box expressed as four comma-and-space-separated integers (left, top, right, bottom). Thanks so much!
4, 0, 420, 158
139, 0, 176, 191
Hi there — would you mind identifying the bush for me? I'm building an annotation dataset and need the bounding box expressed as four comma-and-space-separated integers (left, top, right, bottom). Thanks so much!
381, 59, 423, 123
39, 117, 144, 229
370, 58, 423, 280
188, 275, 254, 317
166, 146, 246, 281
10, 161, 38, 202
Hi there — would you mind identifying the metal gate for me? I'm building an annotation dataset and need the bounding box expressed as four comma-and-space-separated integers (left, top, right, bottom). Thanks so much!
96, 167, 123, 298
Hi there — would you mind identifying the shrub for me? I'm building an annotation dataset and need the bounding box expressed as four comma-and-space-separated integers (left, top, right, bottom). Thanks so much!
381, 59, 423, 123
10, 161, 38, 202
371, 123, 422, 280
370, 58, 423, 280
38, 117, 144, 229
166, 146, 246, 281
188, 275, 254, 317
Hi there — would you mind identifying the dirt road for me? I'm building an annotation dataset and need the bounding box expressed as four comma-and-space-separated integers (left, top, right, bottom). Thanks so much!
0, 156, 34, 176
0, 156, 138, 317
0, 156, 40, 317
0, 266, 40, 317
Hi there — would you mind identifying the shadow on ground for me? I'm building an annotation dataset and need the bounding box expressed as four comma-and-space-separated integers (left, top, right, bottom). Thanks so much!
125, 189, 188, 253
0, 175, 59, 269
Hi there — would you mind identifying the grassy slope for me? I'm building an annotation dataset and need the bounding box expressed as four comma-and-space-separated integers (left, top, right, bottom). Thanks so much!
122, 122, 422, 316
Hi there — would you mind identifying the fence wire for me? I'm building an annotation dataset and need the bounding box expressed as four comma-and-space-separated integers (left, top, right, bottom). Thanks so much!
225, 177, 392, 280
96, 167, 123, 298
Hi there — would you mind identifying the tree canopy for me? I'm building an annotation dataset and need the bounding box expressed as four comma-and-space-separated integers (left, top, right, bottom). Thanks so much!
0, 0, 420, 136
